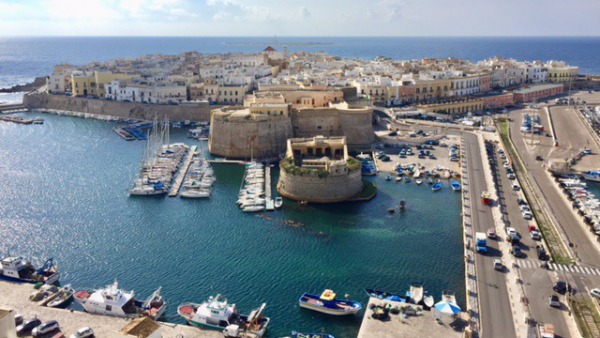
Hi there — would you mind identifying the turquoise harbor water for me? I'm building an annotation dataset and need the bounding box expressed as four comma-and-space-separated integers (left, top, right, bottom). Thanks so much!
0, 113, 464, 337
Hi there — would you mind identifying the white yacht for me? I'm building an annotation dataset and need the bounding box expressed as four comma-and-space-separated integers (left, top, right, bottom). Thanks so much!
582, 170, 600, 182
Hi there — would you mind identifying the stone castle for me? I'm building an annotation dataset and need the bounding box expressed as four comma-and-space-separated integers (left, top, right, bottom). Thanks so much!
208, 87, 374, 159
277, 136, 363, 203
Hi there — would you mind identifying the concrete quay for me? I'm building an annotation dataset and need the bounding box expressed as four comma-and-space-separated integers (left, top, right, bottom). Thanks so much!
168, 145, 197, 197
357, 297, 467, 338
0, 281, 221, 338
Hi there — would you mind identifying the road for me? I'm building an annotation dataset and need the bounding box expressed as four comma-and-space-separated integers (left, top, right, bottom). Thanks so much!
463, 132, 516, 338
489, 138, 571, 336
509, 108, 600, 266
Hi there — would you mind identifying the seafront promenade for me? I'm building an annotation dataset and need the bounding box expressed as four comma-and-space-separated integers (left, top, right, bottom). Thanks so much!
0, 281, 221, 337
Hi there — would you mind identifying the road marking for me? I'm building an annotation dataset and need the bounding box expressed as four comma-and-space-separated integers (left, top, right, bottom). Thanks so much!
593, 269, 600, 276
583, 267, 592, 274
572, 266, 581, 273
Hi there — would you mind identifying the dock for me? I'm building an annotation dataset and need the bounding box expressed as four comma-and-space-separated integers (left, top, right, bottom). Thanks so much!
207, 159, 247, 165
168, 145, 196, 197
265, 166, 274, 210
357, 297, 468, 338
0, 115, 34, 124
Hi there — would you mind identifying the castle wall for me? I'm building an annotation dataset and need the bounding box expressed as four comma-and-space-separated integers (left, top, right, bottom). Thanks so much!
23, 93, 213, 121
209, 114, 293, 159
277, 167, 363, 203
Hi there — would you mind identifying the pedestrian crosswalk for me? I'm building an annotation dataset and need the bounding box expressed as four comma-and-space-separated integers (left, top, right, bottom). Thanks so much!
518, 259, 600, 275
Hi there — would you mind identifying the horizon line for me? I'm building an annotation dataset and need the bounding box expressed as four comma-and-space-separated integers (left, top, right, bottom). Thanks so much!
1, 35, 600, 39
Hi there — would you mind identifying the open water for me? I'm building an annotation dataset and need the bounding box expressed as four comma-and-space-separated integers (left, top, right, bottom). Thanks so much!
0, 112, 463, 337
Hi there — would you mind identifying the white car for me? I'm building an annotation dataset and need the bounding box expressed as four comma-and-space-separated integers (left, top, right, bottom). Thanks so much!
70, 327, 94, 338
506, 227, 517, 237
530, 230, 541, 240
493, 259, 503, 271
522, 211, 532, 220
590, 288, 600, 299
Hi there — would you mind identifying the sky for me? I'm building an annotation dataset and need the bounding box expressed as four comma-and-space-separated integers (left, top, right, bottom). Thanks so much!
0, 0, 599, 37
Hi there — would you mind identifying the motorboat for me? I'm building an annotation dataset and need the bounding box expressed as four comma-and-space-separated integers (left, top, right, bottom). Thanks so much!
0, 257, 59, 285
423, 295, 434, 308
178, 294, 269, 338
274, 197, 283, 209
416, 179, 423, 185
298, 290, 362, 316
409, 284, 424, 304
451, 181, 461, 191
286, 332, 335, 338
432, 183, 443, 191
180, 188, 211, 198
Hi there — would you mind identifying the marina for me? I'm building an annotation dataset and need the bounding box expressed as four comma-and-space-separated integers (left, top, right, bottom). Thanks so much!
0, 112, 464, 337
168, 145, 197, 197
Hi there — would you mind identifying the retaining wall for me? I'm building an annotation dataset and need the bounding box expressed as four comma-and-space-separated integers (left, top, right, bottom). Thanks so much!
23, 93, 214, 121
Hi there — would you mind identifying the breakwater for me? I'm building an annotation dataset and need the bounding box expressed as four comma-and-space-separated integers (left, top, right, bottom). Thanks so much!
23, 93, 215, 122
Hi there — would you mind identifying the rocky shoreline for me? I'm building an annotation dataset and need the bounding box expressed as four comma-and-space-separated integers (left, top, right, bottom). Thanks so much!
0, 77, 46, 93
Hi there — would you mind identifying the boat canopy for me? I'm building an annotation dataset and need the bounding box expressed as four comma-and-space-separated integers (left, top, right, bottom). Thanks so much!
320, 290, 336, 301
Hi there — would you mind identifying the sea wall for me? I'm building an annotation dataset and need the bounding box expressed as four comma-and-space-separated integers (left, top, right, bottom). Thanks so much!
23, 93, 214, 121
277, 167, 363, 203
209, 113, 293, 159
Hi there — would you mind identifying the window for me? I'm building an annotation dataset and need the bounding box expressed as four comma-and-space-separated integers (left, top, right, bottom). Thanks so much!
106, 305, 112, 311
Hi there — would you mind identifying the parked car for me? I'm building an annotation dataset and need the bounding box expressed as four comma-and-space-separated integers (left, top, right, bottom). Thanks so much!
511, 245, 522, 257
517, 198, 528, 206
536, 245, 548, 260
14, 314, 24, 326
487, 228, 497, 239
512, 184, 520, 191
549, 295, 561, 308
17, 318, 42, 337
590, 288, 600, 299
493, 259, 503, 271
508, 173, 516, 180
522, 210, 532, 220
506, 227, 518, 237
32, 320, 60, 337
536, 155, 543, 161
70, 327, 94, 338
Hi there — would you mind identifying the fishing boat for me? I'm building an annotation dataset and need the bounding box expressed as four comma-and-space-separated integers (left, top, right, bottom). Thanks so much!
404, 176, 410, 182
141, 286, 168, 319
451, 181, 461, 191
46, 284, 75, 308
432, 183, 443, 192
178, 294, 270, 338
0, 257, 59, 285
274, 197, 283, 209
75, 280, 166, 320
416, 179, 423, 185
298, 290, 363, 316
409, 285, 424, 304
364, 288, 406, 302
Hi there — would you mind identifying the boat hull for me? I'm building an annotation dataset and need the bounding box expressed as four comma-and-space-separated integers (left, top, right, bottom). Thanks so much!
298, 294, 362, 316
299, 301, 358, 316
0, 273, 59, 285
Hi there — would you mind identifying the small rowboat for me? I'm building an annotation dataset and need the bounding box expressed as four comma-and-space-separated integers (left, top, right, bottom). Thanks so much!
299, 290, 362, 316
364, 288, 406, 302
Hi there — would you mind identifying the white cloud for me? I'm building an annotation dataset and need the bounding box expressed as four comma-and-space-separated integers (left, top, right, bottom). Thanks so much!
47, 0, 121, 21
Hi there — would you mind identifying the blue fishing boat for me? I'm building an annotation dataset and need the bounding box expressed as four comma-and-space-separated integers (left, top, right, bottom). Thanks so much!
364, 288, 406, 302
299, 290, 363, 316
432, 183, 443, 191
291, 331, 335, 338
451, 181, 461, 191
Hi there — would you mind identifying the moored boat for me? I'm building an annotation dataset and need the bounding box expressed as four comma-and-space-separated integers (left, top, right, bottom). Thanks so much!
451, 181, 461, 191
299, 290, 363, 316
289, 331, 335, 338
432, 183, 443, 191
0, 257, 59, 285
423, 295, 434, 308
581, 170, 600, 182
46, 284, 75, 308
178, 294, 269, 337
416, 179, 423, 185
75, 280, 166, 320
409, 284, 424, 304
274, 197, 283, 209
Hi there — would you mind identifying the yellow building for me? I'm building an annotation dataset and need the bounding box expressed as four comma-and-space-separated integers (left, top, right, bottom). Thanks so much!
71, 71, 136, 97
413, 79, 451, 102
547, 66, 579, 83
417, 98, 483, 115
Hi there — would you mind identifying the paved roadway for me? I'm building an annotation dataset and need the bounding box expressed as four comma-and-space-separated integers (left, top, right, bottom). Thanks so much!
489, 140, 571, 336
509, 108, 600, 266
463, 133, 516, 338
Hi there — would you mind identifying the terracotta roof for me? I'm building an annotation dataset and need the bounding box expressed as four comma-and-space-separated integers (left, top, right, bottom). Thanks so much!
264, 46, 276, 52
